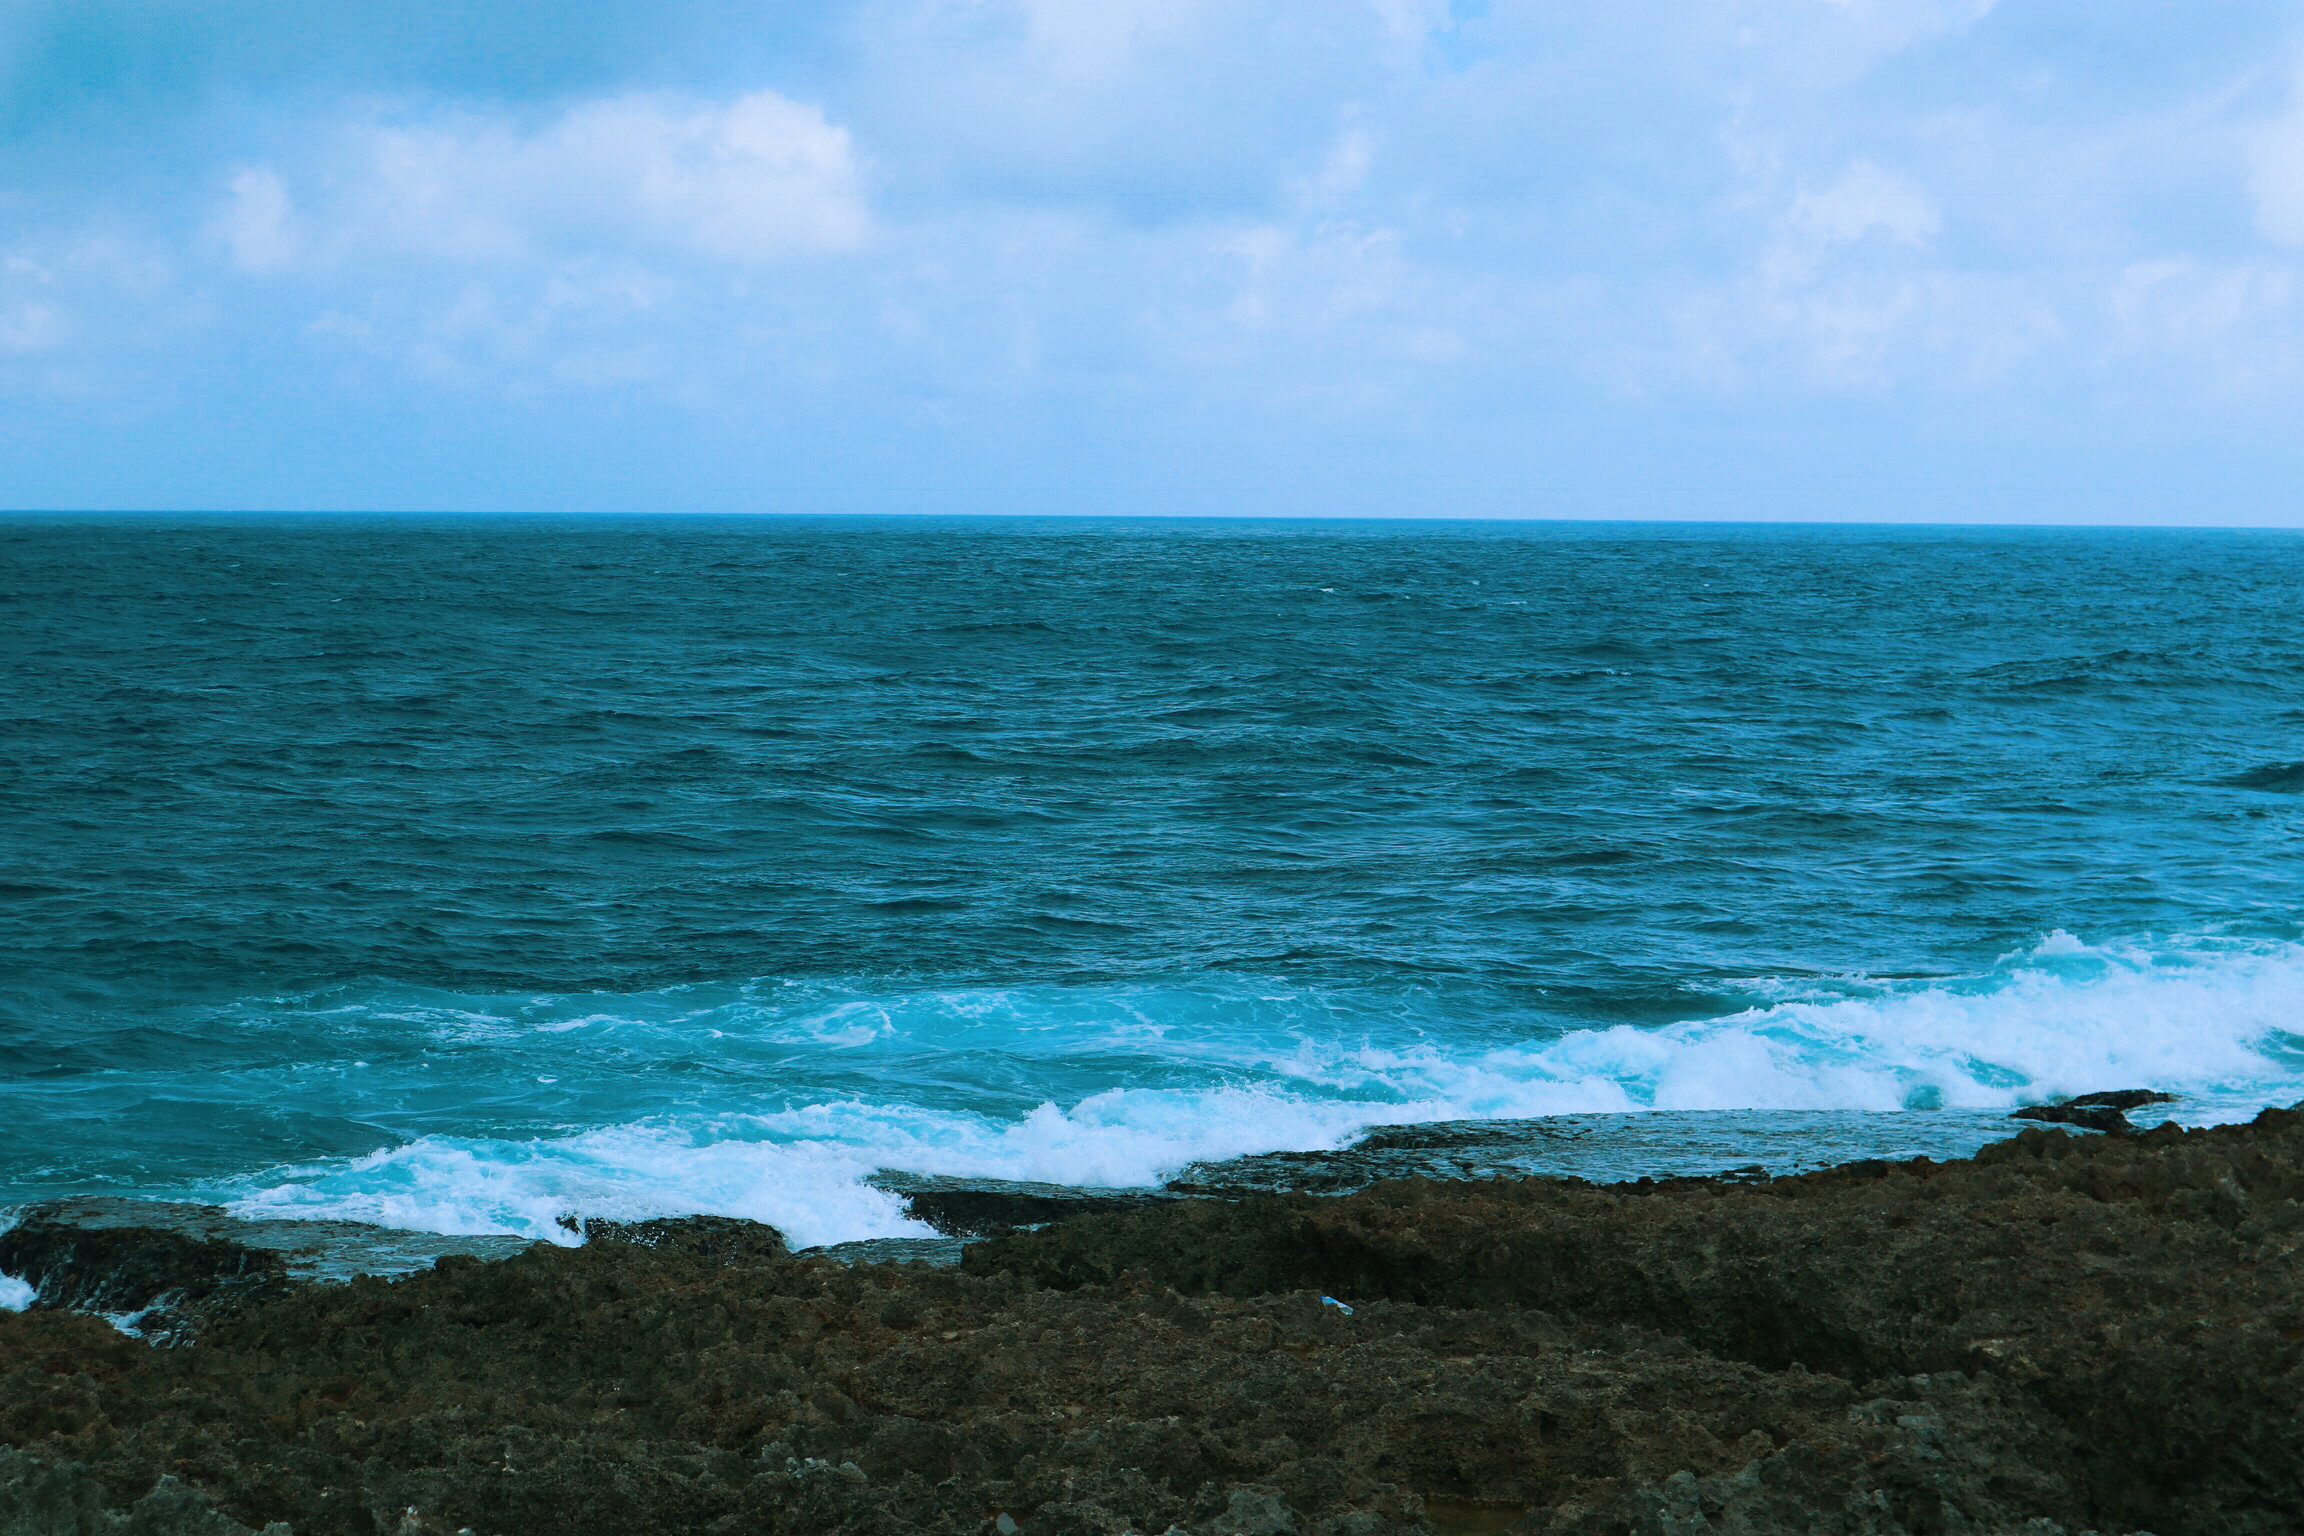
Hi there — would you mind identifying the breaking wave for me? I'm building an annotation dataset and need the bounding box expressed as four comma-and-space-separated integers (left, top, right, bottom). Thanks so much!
221, 932, 2304, 1248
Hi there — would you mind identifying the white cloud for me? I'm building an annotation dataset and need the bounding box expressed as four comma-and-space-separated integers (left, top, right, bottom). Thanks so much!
233, 89, 869, 271
2109, 257, 2301, 389
852, 0, 1387, 210
0, 236, 199, 406
0, 256, 64, 355
17, 0, 2304, 497
2250, 70, 2304, 245
1755, 160, 1939, 293
1785, 162, 1938, 249
1291, 121, 1374, 211
307, 262, 683, 391
1007, 0, 1199, 83
0, 299, 66, 354
216, 168, 302, 273
1365, 0, 1451, 69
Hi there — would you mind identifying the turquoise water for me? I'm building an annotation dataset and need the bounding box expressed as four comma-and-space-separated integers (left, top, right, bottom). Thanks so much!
4, 514, 2302, 1245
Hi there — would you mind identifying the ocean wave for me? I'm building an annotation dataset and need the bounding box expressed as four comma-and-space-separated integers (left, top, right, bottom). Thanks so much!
219, 932, 2304, 1248
2223, 760, 2304, 793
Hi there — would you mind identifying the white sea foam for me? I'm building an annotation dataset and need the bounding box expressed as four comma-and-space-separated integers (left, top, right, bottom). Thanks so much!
225, 1088, 1410, 1250
226, 932, 2304, 1248
0, 1207, 29, 1311
1401, 931, 2304, 1117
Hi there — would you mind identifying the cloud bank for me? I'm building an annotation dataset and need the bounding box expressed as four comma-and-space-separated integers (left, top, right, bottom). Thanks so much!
4, 0, 2304, 516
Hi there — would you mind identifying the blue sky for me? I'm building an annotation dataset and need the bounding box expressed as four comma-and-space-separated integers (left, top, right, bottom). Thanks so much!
5, 0, 2304, 519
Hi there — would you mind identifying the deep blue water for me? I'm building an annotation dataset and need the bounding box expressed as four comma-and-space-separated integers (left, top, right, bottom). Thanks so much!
4, 514, 2302, 1245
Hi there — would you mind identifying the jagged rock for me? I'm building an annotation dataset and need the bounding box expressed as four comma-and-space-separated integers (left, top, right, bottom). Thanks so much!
799, 1112, 2096, 1243
0, 1198, 533, 1286
972, 1109, 2304, 1533
2066, 1091, 2181, 1111
0, 1447, 290, 1535
2011, 1089, 2183, 1135
579, 1214, 789, 1263
1, 1109, 2291, 1535
0, 1213, 290, 1345
800, 1236, 970, 1268
1206, 1487, 1300, 1535
864, 1171, 1178, 1238
1169, 1110, 2043, 1197
2010, 1103, 2131, 1133
1165, 1149, 1384, 1197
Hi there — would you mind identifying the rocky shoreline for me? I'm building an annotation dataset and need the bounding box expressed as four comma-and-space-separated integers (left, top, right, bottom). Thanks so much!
2, 1102, 2295, 1535
868, 1105, 2095, 1238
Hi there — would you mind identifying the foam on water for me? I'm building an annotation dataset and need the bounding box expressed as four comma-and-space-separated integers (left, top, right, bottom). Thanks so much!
0, 1207, 26, 1313
1496, 931, 2304, 1116
221, 932, 2304, 1248
12, 520, 2304, 1249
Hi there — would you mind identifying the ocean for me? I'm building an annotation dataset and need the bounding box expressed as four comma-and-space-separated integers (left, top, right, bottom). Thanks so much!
4, 513, 2302, 1249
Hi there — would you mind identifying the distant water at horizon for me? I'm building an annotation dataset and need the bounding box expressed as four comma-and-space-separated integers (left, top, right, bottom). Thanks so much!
4, 513, 2303, 1248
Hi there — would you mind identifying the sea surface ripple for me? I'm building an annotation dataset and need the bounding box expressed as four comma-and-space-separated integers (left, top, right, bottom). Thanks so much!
3, 514, 2302, 1245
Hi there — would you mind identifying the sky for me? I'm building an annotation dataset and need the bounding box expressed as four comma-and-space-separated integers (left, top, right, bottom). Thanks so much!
5, 0, 2304, 520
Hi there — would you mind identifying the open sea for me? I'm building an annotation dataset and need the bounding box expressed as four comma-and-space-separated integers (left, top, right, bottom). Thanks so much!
4, 513, 2303, 1249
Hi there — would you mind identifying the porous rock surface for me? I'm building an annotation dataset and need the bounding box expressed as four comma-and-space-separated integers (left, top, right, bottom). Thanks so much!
0, 1213, 293, 1347
863, 1173, 1179, 1240
0, 1444, 291, 1534
8, 1113, 2303, 1535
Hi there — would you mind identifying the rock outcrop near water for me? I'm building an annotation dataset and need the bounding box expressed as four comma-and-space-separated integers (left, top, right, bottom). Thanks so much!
864, 1172, 1182, 1239
864, 1109, 2055, 1241
1158, 1107, 2040, 1199
0, 1199, 540, 1346
6, 1111, 2303, 1535
0, 1213, 290, 1348
2007, 1090, 2182, 1135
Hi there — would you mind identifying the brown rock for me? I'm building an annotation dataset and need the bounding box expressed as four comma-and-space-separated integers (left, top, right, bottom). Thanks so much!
7, 1108, 2294, 1535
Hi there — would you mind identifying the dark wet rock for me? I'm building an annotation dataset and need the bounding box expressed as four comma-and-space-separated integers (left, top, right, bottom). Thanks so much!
800, 1236, 970, 1268
579, 1214, 789, 1263
2067, 1089, 2181, 1111
0, 1199, 547, 1344
1169, 1109, 2041, 1197
1352, 1122, 1587, 1153
2011, 1103, 2131, 1133
833, 1112, 2096, 1240
865, 1170, 1178, 1238
1166, 1148, 1387, 1197
2011, 1090, 2183, 1135
0, 1211, 291, 1346
3, 1110, 2288, 1535
2, 1198, 534, 1285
